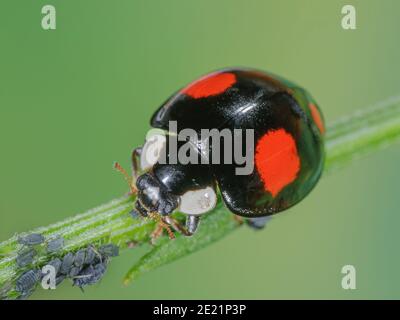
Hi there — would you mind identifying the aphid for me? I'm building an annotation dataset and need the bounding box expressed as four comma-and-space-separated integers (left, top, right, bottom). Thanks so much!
115, 68, 325, 238
16, 269, 41, 294
60, 252, 75, 274
69, 266, 82, 277
84, 246, 97, 265
18, 233, 45, 246
74, 249, 86, 267
99, 244, 119, 257
73, 262, 107, 288
73, 265, 94, 288
45, 258, 62, 274
16, 248, 36, 267
246, 216, 272, 230
92, 262, 107, 283
46, 237, 64, 253
56, 274, 66, 286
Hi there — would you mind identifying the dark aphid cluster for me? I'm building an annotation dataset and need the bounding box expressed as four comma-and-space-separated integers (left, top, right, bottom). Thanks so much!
15, 232, 52, 270
15, 233, 45, 268
13, 239, 119, 299
47, 244, 118, 290
11, 232, 47, 299
70, 244, 118, 289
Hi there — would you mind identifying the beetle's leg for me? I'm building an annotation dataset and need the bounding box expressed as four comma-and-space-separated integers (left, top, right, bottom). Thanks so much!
186, 215, 200, 235
147, 212, 175, 240
246, 216, 272, 230
150, 223, 164, 245
113, 162, 137, 194
164, 215, 200, 237
149, 220, 175, 244
149, 220, 175, 243
131, 147, 142, 182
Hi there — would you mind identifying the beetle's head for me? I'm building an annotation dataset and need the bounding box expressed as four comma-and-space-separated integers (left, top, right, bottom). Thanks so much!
135, 173, 179, 216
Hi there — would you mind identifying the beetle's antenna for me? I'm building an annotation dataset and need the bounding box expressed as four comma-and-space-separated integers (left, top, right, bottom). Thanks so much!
113, 162, 137, 194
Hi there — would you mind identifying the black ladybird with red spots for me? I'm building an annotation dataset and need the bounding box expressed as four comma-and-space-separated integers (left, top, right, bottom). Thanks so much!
116, 68, 325, 237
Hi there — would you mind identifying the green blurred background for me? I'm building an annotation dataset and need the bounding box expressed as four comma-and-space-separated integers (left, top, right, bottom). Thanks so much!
1, 0, 400, 299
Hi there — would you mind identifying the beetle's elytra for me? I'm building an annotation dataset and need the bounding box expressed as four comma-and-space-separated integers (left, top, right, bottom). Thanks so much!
115, 68, 325, 239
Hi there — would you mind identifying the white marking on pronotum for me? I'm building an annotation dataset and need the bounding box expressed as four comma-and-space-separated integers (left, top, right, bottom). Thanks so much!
140, 130, 167, 171
179, 186, 217, 215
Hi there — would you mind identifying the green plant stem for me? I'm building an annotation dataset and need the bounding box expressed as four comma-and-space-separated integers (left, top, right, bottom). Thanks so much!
325, 95, 400, 172
2, 96, 400, 299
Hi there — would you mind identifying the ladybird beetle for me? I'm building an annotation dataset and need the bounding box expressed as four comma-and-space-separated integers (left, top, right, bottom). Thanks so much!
115, 68, 325, 239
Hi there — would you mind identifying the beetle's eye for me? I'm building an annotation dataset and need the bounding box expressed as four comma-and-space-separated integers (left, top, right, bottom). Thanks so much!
179, 186, 217, 216
140, 133, 167, 171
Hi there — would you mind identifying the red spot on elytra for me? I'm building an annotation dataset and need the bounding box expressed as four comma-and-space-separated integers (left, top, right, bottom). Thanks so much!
182, 73, 236, 99
309, 103, 325, 134
255, 129, 300, 197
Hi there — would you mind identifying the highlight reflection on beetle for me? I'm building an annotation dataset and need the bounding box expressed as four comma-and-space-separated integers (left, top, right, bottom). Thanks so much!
114, 67, 325, 240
